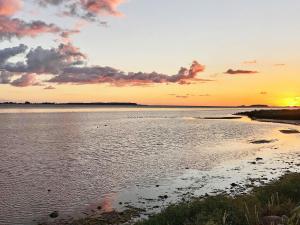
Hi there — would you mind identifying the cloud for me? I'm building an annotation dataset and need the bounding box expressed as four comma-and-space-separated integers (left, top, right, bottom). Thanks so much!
81, 0, 124, 16
0, 0, 126, 42
243, 60, 257, 64
0, 44, 207, 87
48, 61, 207, 86
0, 16, 62, 40
0, 0, 122, 45
176, 95, 189, 98
0, 44, 27, 64
0, 0, 22, 16
38, 0, 124, 20
3, 43, 86, 74
0, 71, 12, 84
10, 73, 39, 87
0, 0, 65, 40
44, 85, 56, 89
274, 63, 285, 66
224, 69, 258, 75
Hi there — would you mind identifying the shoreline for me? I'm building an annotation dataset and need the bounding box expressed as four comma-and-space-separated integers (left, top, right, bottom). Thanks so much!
136, 173, 300, 225
236, 109, 300, 126
42, 139, 300, 225
254, 118, 300, 126
43, 172, 300, 225
38, 111, 300, 225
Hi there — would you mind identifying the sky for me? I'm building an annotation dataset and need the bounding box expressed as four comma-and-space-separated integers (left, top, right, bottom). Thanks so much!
0, 0, 300, 106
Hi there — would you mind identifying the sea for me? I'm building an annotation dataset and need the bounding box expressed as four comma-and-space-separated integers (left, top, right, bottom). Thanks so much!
1, 106, 300, 225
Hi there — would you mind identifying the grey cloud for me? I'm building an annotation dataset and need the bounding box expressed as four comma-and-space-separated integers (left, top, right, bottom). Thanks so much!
2, 43, 86, 74
0, 44, 207, 87
0, 44, 27, 65
44, 85, 56, 89
225, 69, 258, 75
0, 71, 12, 84
48, 61, 207, 86
37, 0, 65, 6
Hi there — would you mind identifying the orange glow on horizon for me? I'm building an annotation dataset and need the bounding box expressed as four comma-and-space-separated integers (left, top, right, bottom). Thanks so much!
279, 97, 300, 107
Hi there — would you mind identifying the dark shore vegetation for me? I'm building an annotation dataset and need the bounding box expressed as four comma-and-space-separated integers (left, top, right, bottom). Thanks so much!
136, 173, 300, 225
48, 173, 300, 225
237, 109, 300, 121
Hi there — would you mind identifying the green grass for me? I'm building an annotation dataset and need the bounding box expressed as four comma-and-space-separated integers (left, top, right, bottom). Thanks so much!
136, 173, 300, 225
49, 173, 300, 225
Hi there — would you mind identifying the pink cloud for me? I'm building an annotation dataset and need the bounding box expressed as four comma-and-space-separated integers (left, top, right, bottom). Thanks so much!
81, 0, 124, 16
11, 74, 38, 87
58, 42, 87, 63
0, 0, 126, 41
39, 0, 125, 20
0, 0, 22, 16
0, 43, 209, 87
0, 16, 62, 40
48, 61, 208, 86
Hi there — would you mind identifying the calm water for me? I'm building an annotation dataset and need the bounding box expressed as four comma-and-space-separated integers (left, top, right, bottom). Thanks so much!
1, 107, 300, 225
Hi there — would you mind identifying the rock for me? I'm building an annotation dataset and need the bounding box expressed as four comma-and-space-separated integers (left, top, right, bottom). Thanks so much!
158, 195, 168, 199
256, 157, 263, 161
250, 139, 275, 144
97, 206, 102, 210
280, 129, 300, 134
231, 183, 238, 187
155, 185, 160, 187
49, 211, 59, 218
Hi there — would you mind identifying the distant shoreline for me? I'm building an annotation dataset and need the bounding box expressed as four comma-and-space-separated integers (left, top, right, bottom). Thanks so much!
0, 102, 288, 109
236, 109, 300, 126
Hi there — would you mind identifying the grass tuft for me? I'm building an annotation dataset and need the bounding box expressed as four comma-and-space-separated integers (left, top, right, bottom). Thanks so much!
136, 173, 300, 225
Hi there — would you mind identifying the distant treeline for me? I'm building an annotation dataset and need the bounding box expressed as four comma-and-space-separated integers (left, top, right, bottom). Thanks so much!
0, 102, 270, 108
0, 102, 140, 106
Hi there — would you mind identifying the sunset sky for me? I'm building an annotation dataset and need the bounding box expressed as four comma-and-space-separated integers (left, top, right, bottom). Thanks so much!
0, 0, 299, 106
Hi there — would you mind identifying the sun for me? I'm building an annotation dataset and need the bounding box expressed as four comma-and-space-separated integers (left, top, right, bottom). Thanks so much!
280, 97, 300, 107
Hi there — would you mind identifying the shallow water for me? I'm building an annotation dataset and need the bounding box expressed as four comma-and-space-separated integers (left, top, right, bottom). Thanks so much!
0, 107, 300, 225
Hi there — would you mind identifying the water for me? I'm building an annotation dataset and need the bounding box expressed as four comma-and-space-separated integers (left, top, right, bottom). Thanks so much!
0, 107, 300, 225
